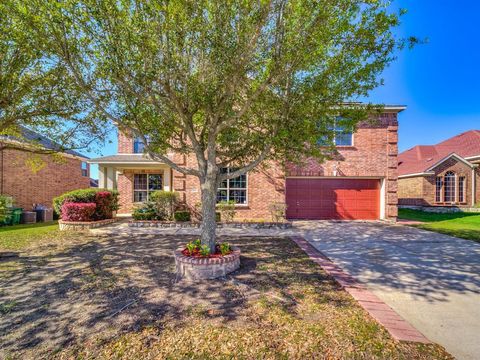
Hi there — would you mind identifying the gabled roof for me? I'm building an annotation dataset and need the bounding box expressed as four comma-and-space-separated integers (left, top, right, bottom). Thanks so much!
0, 126, 88, 158
399, 130, 480, 176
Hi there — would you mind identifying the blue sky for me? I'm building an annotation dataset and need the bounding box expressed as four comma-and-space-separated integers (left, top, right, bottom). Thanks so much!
87, 1, 480, 179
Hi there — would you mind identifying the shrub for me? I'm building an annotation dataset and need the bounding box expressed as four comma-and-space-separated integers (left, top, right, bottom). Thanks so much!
219, 242, 231, 255
174, 211, 191, 222
0, 195, 12, 223
53, 188, 119, 220
217, 200, 236, 223
60, 202, 96, 222
268, 202, 288, 222
150, 190, 179, 220
199, 244, 211, 257
132, 202, 158, 220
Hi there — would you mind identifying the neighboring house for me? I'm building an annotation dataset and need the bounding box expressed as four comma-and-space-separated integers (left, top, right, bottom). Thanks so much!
398, 130, 480, 208
90, 105, 404, 221
0, 126, 91, 209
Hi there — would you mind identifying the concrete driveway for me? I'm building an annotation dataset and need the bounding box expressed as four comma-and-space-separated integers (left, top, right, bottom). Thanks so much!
296, 221, 480, 360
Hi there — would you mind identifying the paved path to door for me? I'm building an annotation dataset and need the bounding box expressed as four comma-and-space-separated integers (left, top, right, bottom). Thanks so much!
93, 220, 480, 359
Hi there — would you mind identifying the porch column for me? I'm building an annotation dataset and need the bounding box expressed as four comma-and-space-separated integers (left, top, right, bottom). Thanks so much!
164, 168, 171, 191
106, 167, 117, 190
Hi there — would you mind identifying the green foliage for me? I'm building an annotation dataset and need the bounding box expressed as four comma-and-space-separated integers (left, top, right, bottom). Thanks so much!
132, 202, 158, 220
217, 201, 236, 223
216, 212, 221, 222
199, 244, 211, 257
268, 202, 288, 222
219, 242, 231, 256
0, 195, 12, 223
53, 188, 119, 219
174, 211, 191, 222
150, 191, 179, 220
186, 239, 201, 254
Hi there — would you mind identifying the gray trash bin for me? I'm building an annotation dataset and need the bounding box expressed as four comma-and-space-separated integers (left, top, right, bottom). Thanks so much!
21, 211, 37, 224
37, 209, 53, 222
33, 205, 54, 222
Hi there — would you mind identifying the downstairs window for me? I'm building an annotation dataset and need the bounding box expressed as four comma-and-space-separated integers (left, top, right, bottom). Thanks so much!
216, 168, 247, 204
133, 174, 163, 202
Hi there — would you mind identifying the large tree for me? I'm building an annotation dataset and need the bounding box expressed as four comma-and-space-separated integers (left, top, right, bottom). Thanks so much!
10, 0, 412, 251
0, 1, 109, 154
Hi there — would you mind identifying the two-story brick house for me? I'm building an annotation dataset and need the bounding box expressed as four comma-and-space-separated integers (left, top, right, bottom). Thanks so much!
90, 106, 404, 221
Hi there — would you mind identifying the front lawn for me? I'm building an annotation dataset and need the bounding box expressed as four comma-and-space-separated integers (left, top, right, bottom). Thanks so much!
0, 221, 60, 251
398, 209, 480, 243
0, 229, 451, 359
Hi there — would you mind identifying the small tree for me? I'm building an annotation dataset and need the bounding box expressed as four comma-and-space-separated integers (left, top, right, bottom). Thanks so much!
11, 0, 414, 252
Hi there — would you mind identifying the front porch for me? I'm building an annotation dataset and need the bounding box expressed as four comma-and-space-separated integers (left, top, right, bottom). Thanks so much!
89, 155, 173, 215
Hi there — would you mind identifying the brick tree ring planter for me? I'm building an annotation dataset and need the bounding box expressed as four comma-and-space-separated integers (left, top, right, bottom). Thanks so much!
58, 218, 118, 231
174, 246, 241, 280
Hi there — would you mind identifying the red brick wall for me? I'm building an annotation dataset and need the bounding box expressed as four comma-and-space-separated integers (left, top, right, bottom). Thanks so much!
398, 157, 476, 207
118, 130, 133, 153
0, 149, 90, 210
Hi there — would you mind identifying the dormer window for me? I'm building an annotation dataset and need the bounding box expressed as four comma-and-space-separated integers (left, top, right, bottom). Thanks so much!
133, 137, 145, 153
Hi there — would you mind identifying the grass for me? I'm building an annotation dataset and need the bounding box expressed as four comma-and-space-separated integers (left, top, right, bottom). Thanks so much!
398, 208, 480, 243
0, 221, 60, 251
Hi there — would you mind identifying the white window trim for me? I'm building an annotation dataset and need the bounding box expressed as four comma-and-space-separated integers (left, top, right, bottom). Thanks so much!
133, 173, 164, 202
217, 169, 248, 206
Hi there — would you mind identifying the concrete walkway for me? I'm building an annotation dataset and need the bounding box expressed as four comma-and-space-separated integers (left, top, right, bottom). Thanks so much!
92, 220, 480, 359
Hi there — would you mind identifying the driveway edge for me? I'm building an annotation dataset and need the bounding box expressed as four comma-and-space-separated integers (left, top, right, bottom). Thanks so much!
290, 236, 431, 344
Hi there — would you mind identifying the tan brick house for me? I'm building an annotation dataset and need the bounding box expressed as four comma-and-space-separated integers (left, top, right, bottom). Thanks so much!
0, 127, 91, 210
398, 130, 480, 208
90, 106, 404, 221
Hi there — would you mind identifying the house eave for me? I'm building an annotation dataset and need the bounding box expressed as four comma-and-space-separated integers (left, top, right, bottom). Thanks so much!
398, 172, 435, 179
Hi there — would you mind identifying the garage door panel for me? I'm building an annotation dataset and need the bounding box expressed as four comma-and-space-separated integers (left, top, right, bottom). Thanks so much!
286, 178, 380, 220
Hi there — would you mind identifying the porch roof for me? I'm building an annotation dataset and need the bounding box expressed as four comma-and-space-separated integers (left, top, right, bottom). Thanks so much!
88, 154, 163, 165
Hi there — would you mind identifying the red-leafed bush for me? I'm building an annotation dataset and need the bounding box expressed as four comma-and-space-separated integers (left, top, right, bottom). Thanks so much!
60, 202, 96, 222
95, 191, 114, 219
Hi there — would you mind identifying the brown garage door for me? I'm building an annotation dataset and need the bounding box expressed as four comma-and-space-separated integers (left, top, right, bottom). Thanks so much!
286, 178, 380, 220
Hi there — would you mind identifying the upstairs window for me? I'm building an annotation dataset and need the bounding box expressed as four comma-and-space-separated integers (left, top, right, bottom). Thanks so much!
443, 171, 456, 203
318, 117, 353, 147
133, 137, 145, 153
133, 174, 162, 202
81, 162, 88, 177
217, 168, 247, 204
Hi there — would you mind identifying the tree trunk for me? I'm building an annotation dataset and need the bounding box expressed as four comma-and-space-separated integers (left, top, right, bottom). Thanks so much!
200, 176, 217, 253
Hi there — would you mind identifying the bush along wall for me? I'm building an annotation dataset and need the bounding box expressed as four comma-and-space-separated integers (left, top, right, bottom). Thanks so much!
54, 188, 120, 222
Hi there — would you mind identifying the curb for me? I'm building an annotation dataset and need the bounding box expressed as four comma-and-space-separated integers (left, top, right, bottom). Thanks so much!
290, 236, 430, 344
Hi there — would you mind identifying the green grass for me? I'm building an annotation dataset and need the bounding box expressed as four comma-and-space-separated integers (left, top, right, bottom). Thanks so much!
0, 221, 60, 251
398, 209, 480, 243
